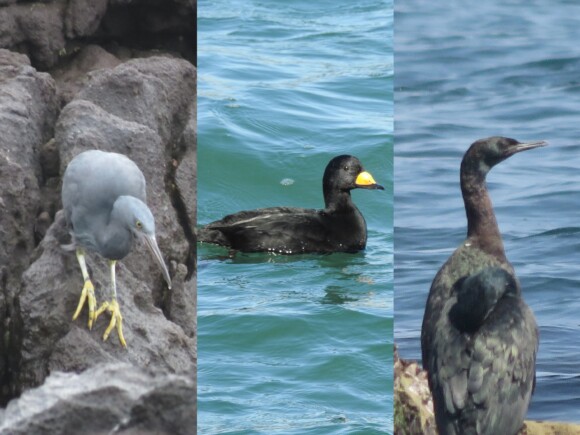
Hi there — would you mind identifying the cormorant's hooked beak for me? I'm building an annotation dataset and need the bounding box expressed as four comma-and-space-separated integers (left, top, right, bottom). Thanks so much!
507, 140, 548, 157
355, 171, 385, 190
142, 234, 172, 289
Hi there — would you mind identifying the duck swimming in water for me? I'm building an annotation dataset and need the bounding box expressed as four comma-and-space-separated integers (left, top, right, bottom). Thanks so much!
198, 155, 384, 254
421, 137, 545, 435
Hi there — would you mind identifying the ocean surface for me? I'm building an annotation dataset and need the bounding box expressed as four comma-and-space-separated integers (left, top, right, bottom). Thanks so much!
198, 1, 393, 434
395, 0, 580, 423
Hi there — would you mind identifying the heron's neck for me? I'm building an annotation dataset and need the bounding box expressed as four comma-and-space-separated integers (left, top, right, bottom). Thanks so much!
461, 170, 506, 260
97, 202, 134, 260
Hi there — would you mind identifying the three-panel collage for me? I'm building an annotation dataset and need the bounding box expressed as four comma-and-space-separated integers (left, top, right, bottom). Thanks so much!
1, 0, 580, 434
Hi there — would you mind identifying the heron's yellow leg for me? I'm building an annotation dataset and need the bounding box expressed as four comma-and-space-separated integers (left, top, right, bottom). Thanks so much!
72, 248, 97, 329
94, 260, 127, 347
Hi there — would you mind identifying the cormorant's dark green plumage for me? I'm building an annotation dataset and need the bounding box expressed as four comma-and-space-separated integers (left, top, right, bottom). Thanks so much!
421, 137, 545, 435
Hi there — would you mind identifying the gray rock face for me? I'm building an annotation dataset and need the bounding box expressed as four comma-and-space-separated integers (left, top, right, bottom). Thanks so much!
0, 363, 196, 435
13, 54, 197, 389
0, 49, 59, 402
0, 0, 194, 70
16, 211, 196, 392
64, 0, 109, 39
55, 56, 197, 281
0, 1, 66, 69
50, 45, 122, 106
0, 43, 196, 433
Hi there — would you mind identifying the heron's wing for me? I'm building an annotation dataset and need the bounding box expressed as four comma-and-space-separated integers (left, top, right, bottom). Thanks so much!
63, 151, 147, 217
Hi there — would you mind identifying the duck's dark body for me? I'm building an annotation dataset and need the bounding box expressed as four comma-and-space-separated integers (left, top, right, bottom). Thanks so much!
199, 155, 383, 254
199, 205, 367, 254
421, 137, 544, 435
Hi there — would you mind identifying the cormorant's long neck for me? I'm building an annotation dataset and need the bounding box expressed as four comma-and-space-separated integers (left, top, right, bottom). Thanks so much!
460, 169, 506, 261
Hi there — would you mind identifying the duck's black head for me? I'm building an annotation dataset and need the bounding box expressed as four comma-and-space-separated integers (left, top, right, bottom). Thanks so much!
323, 155, 384, 199
461, 136, 547, 177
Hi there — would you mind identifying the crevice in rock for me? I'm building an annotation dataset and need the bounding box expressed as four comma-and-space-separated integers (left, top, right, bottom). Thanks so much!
166, 144, 196, 282
0, 266, 9, 407
35, 138, 63, 246
96, 2, 196, 66
5, 284, 23, 407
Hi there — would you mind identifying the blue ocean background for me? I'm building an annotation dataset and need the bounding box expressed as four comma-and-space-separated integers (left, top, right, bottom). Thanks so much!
198, 0, 393, 433
395, 0, 580, 423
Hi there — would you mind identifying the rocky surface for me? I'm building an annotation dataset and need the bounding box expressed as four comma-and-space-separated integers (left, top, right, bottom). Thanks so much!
0, 0, 195, 70
394, 346, 580, 435
0, 363, 196, 435
0, 1, 196, 431
0, 48, 59, 403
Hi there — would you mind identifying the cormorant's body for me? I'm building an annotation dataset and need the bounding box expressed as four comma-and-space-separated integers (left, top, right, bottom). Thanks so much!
421, 137, 545, 435
199, 155, 384, 254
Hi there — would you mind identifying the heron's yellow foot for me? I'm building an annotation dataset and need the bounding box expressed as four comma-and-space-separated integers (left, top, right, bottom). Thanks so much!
72, 279, 97, 329
95, 298, 127, 347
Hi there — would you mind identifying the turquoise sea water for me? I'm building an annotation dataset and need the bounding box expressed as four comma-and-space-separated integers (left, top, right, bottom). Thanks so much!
198, 0, 393, 433
395, 0, 580, 422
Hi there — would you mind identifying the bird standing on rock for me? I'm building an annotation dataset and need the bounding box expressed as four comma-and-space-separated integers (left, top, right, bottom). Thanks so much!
198, 155, 384, 254
62, 150, 172, 347
421, 137, 545, 435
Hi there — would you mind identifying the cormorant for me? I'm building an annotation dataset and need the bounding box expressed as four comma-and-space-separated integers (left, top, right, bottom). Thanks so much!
421, 137, 545, 435
198, 155, 384, 253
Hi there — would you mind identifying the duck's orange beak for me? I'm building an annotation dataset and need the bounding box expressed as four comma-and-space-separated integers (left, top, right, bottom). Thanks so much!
355, 171, 384, 190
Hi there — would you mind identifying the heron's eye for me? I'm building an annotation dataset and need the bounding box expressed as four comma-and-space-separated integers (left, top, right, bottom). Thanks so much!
136, 220, 143, 229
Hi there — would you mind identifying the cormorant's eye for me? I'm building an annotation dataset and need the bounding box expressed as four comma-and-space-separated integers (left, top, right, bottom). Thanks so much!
136, 220, 143, 229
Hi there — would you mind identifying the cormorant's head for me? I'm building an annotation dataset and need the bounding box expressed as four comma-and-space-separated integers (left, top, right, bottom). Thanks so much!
461, 136, 547, 176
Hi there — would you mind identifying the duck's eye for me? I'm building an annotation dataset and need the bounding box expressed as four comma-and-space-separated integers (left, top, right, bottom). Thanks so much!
136, 220, 143, 229
343, 165, 349, 171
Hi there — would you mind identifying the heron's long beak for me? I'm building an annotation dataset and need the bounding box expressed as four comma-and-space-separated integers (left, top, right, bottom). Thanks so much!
355, 171, 385, 190
143, 234, 172, 289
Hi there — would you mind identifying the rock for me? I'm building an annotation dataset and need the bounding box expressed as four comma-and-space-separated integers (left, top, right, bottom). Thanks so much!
0, 363, 195, 435
14, 212, 196, 394
394, 346, 436, 435
163, 263, 196, 338
0, 49, 58, 405
11, 56, 197, 395
393, 346, 580, 435
75, 56, 196, 145
49, 45, 122, 106
64, 0, 109, 39
0, 1, 67, 69
0, 0, 194, 71
0, 0, 197, 427
55, 57, 196, 279
176, 98, 197, 229
521, 421, 580, 435
0, 49, 29, 67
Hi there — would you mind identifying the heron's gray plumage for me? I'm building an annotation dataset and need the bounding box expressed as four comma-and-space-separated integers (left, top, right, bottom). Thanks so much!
62, 150, 149, 258
62, 149, 171, 347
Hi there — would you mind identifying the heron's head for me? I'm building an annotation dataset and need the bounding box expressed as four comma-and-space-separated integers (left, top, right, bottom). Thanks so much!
116, 196, 172, 289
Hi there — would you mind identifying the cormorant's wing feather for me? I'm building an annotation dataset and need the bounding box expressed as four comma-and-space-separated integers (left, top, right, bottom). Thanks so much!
433, 295, 538, 435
